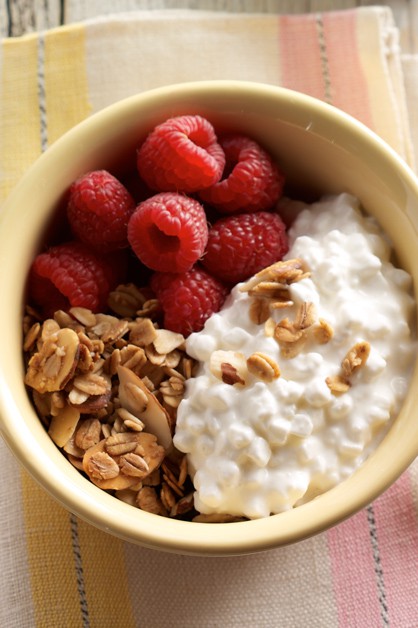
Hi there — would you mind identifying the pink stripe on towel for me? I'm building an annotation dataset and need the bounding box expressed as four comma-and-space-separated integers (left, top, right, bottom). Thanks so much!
322, 10, 374, 128
327, 510, 383, 627
372, 471, 418, 626
278, 14, 328, 101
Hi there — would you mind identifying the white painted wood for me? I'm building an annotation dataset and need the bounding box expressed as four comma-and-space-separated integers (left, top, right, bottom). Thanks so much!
0, 0, 414, 54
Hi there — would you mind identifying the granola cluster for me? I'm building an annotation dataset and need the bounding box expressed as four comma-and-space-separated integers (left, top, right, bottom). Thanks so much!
207, 259, 370, 395
23, 283, 200, 520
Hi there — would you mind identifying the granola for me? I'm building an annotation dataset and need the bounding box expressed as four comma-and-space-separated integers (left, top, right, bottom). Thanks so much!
23, 285, 199, 521
241, 259, 334, 359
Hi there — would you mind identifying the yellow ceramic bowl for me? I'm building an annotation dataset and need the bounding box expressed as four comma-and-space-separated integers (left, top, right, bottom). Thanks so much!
1, 81, 418, 556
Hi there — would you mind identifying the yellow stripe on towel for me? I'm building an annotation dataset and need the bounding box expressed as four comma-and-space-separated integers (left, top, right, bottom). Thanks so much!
77, 520, 136, 627
0, 35, 41, 202
21, 478, 85, 627
44, 24, 92, 143
14, 24, 135, 626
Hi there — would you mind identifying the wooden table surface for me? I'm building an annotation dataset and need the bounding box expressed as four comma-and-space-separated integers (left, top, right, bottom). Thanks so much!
1, 1, 417, 53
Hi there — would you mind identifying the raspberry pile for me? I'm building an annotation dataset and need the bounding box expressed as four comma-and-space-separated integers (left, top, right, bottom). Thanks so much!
29, 114, 289, 334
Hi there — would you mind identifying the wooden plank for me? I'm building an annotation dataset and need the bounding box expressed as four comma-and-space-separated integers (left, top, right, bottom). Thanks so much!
411, 0, 418, 53
0, 0, 62, 37
1, 0, 414, 55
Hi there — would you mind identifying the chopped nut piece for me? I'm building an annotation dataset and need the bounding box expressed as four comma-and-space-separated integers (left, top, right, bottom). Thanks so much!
68, 389, 111, 412
221, 363, 245, 386
247, 352, 281, 382
210, 350, 248, 387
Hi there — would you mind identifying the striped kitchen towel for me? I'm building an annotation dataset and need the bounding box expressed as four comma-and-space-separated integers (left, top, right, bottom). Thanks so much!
0, 7, 417, 627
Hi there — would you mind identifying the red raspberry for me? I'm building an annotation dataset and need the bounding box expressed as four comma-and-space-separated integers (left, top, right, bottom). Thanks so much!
201, 212, 289, 284
137, 115, 225, 193
67, 170, 135, 252
127, 192, 208, 273
29, 241, 118, 316
199, 134, 285, 214
151, 267, 228, 336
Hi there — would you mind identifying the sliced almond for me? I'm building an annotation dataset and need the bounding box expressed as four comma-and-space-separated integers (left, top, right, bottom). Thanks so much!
48, 405, 81, 447
117, 365, 173, 451
69, 307, 97, 327
153, 329, 185, 355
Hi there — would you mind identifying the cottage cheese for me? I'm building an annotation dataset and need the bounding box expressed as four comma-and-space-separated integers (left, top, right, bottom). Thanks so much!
173, 194, 416, 519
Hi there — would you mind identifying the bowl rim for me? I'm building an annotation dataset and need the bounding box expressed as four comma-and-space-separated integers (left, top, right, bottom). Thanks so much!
1, 79, 418, 555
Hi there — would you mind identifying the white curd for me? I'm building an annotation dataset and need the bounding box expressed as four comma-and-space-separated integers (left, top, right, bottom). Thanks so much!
173, 194, 416, 519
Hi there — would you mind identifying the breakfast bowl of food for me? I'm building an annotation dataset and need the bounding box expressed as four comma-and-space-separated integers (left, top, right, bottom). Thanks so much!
0, 80, 417, 555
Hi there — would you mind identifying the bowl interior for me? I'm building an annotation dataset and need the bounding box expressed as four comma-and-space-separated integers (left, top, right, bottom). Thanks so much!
1, 81, 418, 555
